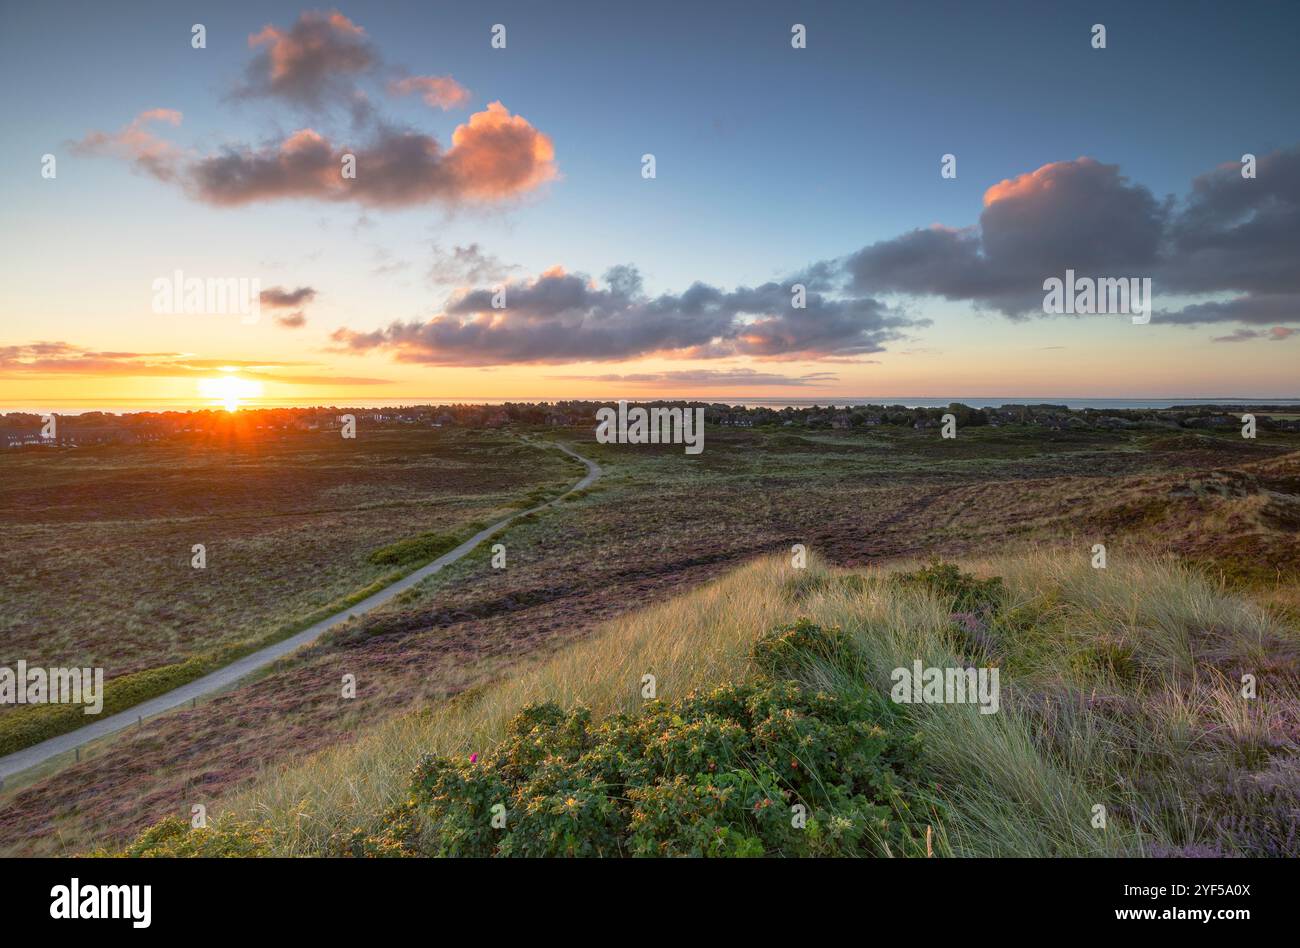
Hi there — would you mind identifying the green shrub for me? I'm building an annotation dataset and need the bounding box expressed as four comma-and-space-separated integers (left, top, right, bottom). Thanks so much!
361, 622, 942, 857
368, 531, 466, 567
752, 616, 865, 679
96, 816, 273, 858
891, 559, 1006, 614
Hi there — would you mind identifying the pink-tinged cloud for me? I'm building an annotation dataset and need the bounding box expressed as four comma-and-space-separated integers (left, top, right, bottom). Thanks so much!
444, 102, 558, 199
0, 343, 388, 385
329, 264, 915, 366
71, 109, 184, 181
188, 102, 555, 207
242, 10, 375, 106
848, 156, 1167, 316
260, 285, 317, 308
274, 311, 308, 328
388, 75, 471, 110
1221, 325, 1300, 342
260, 285, 314, 329
847, 146, 1300, 325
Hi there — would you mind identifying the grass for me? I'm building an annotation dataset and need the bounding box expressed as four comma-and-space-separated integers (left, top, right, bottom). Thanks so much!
368, 527, 483, 567
0, 561, 417, 756
0, 434, 583, 758
11, 424, 1299, 855
144, 546, 1296, 857
0, 429, 575, 675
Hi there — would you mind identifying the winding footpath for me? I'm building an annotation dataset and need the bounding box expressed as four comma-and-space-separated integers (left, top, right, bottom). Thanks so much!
0, 442, 601, 782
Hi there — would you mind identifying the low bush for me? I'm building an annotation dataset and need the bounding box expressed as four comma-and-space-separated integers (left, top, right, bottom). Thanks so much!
355, 621, 942, 857
368, 531, 467, 567
891, 558, 1006, 615
97, 816, 273, 858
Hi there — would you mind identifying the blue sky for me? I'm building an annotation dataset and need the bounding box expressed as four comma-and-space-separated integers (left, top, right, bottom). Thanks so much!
1, 1, 1298, 405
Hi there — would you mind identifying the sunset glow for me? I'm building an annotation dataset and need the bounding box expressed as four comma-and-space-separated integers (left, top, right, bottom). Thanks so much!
198, 374, 263, 412
1, 3, 1296, 410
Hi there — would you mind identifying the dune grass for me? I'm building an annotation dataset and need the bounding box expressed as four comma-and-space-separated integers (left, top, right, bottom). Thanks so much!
156, 547, 1297, 857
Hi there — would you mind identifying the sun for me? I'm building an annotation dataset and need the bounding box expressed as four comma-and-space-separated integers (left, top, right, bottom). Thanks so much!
198, 373, 263, 412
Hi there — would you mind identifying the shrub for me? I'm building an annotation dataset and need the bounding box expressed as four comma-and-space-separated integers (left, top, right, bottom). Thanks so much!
368, 531, 466, 567
361, 622, 941, 857
97, 816, 273, 858
892, 559, 1006, 614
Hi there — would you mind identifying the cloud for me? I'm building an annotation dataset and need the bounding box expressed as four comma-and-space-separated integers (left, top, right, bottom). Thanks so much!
441, 101, 558, 200
186, 103, 555, 207
846, 158, 1169, 317
324, 146, 1300, 370
0, 343, 388, 385
1211, 326, 1297, 343
77, 12, 553, 211
1166, 149, 1300, 296
428, 242, 518, 285
388, 75, 471, 110
259, 285, 316, 329
70, 109, 184, 181
238, 10, 376, 107
1159, 293, 1299, 326
274, 311, 308, 329
843, 147, 1300, 325
260, 285, 317, 307
331, 265, 918, 366
549, 368, 840, 387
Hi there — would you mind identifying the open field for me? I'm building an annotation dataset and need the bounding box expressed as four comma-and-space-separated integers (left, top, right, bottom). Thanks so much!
0, 428, 577, 674
2, 421, 1298, 854
0, 429, 579, 757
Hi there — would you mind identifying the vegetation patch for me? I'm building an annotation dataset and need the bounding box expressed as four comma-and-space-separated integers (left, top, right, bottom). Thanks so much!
346, 621, 941, 857
99, 816, 274, 858
891, 558, 1006, 614
368, 529, 476, 567
0, 566, 410, 756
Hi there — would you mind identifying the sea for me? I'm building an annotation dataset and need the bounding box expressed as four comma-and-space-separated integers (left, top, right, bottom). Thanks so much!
4, 396, 1299, 415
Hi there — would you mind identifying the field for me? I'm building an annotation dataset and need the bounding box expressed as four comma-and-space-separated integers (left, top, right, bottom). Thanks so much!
0, 428, 578, 674
1, 420, 1298, 855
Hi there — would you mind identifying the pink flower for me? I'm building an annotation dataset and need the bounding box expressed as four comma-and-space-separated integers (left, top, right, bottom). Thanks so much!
469, 753, 478, 764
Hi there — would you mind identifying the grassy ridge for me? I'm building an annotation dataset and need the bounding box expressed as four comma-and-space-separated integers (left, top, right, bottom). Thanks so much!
113, 548, 1300, 857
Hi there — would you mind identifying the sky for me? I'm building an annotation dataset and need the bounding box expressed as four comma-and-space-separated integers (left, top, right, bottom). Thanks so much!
1, 0, 1298, 411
